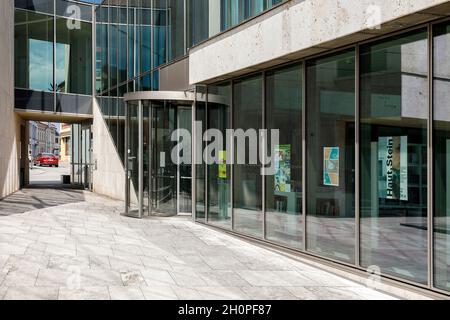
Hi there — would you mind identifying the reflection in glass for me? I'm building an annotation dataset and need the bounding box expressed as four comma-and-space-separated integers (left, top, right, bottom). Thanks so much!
168, 0, 185, 60
56, 17, 92, 95
96, 21, 108, 94
187, 0, 209, 47
118, 23, 128, 84
207, 83, 232, 229
360, 30, 428, 283
15, 10, 54, 91
433, 22, 450, 292
152, 102, 177, 216
306, 51, 355, 262
153, 0, 167, 68
233, 75, 263, 237
139, 2, 151, 74
265, 64, 303, 248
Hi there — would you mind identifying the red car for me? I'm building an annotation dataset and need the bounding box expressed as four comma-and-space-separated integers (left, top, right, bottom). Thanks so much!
34, 153, 59, 167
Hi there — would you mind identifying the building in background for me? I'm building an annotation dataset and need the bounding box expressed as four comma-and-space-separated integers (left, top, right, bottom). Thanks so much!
28, 121, 39, 158
31, 122, 59, 156
60, 123, 71, 163
54, 130, 60, 157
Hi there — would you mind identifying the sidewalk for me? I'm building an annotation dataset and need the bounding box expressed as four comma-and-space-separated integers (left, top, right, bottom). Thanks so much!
0, 189, 428, 300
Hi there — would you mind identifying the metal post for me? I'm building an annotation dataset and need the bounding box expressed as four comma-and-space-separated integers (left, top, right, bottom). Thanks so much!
138, 100, 144, 219
149, 102, 153, 215
230, 82, 234, 230
183, 0, 187, 55
427, 23, 434, 289
302, 62, 307, 252
92, 3, 96, 97
124, 101, 129, 215
191, 94, 196, 222
262, 72, 266, 239
355, 44, 361, 267
53, 0, 56, 112
204, 89, 208, 223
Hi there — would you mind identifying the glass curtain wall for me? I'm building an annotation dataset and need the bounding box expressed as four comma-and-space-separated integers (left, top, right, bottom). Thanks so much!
198, 25, 450, 293
306, 51, 356, 263
15, 0, 93, 113
233, 75, 263, 237
360, 29, 428, 284
265, 64, 303, 248
433, 21, 450, 292
96, 0, 287, 96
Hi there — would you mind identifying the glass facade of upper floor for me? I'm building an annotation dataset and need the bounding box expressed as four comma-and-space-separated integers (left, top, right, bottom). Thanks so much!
96, 0, 287, 97
94, 0, 288, 164
14, 0, 93, 114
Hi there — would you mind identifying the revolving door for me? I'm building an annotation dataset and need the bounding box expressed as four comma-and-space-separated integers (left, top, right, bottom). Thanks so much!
124, 92, 194, 218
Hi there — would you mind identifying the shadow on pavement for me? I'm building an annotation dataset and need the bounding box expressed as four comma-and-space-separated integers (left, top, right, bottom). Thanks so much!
0, 187, 86, 216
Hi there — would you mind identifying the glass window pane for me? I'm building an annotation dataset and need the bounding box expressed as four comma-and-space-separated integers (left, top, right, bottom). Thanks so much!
360, 29, 428, 284
153, 0, 167, 68
207, 83, 232, 229
265, 64, 303, 249
306, 50, 355, 263
233, 74, 263, 237
139, 3, 151, 74
56, 0, 92, 21
118, 24, 127, 84
433, 21, 450, 292
168, 0, 185, 60
187, 0, 209, 47
15, 0, 54, 15
109, 7, 118, 88
56, 17, 92, 95
15, 10, 54, 92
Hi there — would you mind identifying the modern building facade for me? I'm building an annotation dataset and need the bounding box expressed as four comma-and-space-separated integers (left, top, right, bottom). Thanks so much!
0, 0, 450, 297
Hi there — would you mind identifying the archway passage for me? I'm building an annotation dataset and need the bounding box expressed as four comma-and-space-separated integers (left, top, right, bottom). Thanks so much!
17, 113, 94, 191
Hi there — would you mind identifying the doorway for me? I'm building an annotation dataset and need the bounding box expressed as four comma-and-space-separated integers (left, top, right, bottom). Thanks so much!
124, 94, 194, 218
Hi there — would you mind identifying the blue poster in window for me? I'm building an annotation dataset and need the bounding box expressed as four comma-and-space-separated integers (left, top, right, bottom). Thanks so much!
324, 147, 340, 187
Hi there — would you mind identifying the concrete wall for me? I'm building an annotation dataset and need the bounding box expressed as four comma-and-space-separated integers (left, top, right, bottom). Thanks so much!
0, 1, 21, 198
189, 0, 450, 84
92, 98, 126, 201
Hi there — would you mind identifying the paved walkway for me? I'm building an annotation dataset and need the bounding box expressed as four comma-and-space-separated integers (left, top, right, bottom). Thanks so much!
0, 189, 423, 300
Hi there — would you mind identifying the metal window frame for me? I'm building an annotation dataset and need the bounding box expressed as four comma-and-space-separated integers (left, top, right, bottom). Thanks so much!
355, 44, 361, 268
262, 71, 267, 239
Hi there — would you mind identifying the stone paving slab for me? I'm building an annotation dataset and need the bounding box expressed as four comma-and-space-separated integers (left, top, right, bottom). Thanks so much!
0, 188, 432, 300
